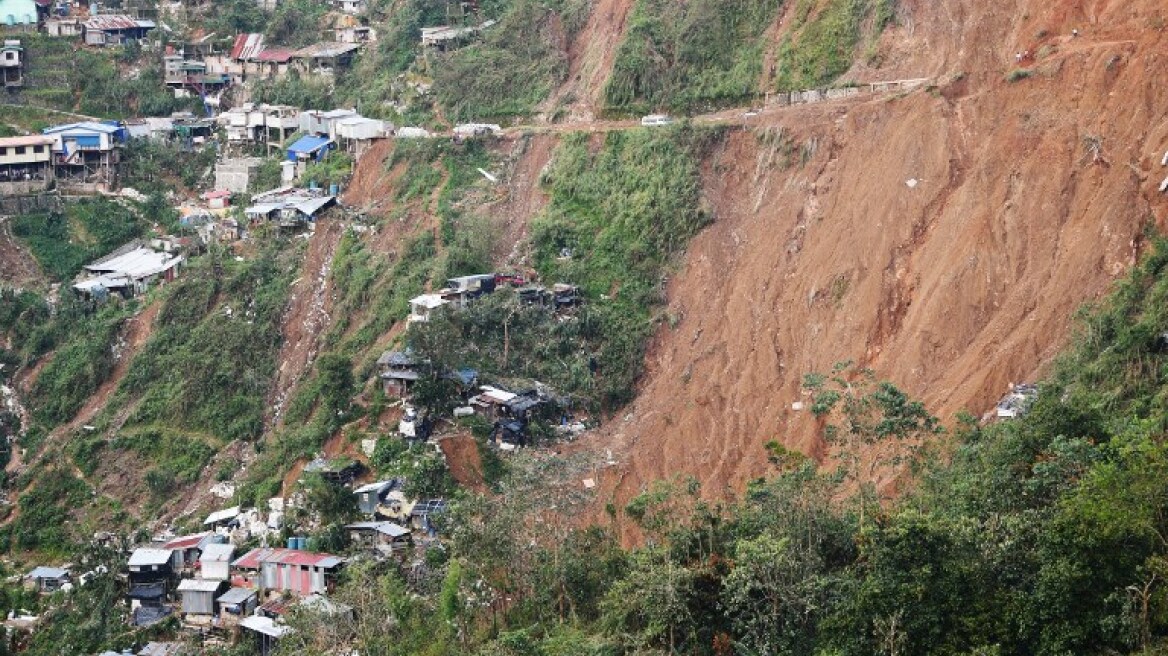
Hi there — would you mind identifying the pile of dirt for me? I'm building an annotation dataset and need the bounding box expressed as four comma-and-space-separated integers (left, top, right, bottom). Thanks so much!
439, 433, 488, 493
584, 0, 1168, 527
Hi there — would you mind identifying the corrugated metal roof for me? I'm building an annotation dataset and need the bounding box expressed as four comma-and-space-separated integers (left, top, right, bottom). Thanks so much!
43, 121, 120, 135
240, 615, 292, 638
354, 478, 398, 493
0, 135, 54, 148
346, 521, 409, 537
27, 566, 68, 579
478, 385, 517, 403
203, 505, 241, 525
128, 548, 173, 567
82, 247, 182, 280
72, 274, 131, 293
257, 47, 295, 63
200, 543, 234, 562
290, 195, 334, 216
232, 547, 270, 569
177, 578, 222, 592
216, 587, 256, 605
287, 134, 332, 154
83, 14, 143, 31
161, 532, 210, 550
245, 203, 282, 216
295, 42, 360, 59
230, 33, 265, 60
233, 547, 343, 569
411, 294, 449, 310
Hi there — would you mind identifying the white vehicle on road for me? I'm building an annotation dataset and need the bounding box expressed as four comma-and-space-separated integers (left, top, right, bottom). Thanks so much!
640, 114, 674, 127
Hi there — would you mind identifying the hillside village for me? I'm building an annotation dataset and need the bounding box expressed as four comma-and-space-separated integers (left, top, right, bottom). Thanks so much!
1, 0, 1168, 655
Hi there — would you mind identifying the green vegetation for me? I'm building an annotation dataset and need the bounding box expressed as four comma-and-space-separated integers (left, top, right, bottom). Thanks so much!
11, 198, 148, 281
432, 0, 569, 122
0, 105, 68, 133
1007, 67, 1034, 82
250, 71, 335, 110
0, 289, 54, 364
9, 467, 90, 552
112, 244, 299, 441
772, 0, 897, 91
110, 427, 216, 503
121, 139, 218, 195
21, 35, 198, 117
28, 303, 131, 426
372, 437, 456, 500
16, 544, 166, 654
603, 0, 784, 115
236, 236, 1168, 656
301, 152, 355, 189
263, 0, 330, 48
528, 127, 717, 409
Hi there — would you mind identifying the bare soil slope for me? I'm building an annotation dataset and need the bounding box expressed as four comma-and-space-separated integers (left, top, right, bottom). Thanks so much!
267, 220, 345, 429
541, 0, 634, 121
591, 0, 1168, 510
0, 218, 44, 290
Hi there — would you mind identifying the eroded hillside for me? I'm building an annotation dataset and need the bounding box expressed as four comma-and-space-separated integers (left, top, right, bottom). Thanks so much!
0, 0, 1164, 544
589, 0, 1168, 509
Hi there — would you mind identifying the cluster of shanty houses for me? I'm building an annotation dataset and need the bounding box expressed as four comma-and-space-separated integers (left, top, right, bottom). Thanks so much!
384, 271, 584, 448
71, 239, 184, 300
38, 11, 155, 44
0, 113, 213, 194
161, 32, 367, 102
0, 121, 123, 193
213, 104, 391, 184
408, 273, 581, 324
24, 480, 448, 655
243, 185, 337, 228
379, 344, 572, 448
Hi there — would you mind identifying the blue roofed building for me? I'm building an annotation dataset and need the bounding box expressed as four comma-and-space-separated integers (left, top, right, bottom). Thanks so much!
42, 121, 124, 190
286, 134, 334, 162
286, 134, 335, 182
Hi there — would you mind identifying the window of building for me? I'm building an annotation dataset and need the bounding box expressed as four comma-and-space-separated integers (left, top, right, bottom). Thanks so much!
14, 146, 25, 155
32, 145, 43, 153
4, 52, 14, 61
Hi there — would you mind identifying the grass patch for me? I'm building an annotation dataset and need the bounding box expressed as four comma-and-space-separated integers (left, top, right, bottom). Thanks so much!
432, 0, 571, 122
1006, 68, 1033, 82
603, 0, 784, 115
111, 244, 299, 442
772, 0, 896, 92
28, 303, 132, 427
10, 198, 148, 281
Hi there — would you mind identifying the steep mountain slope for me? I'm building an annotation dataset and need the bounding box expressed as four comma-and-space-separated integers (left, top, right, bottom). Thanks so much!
591, 0, 1168, 507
